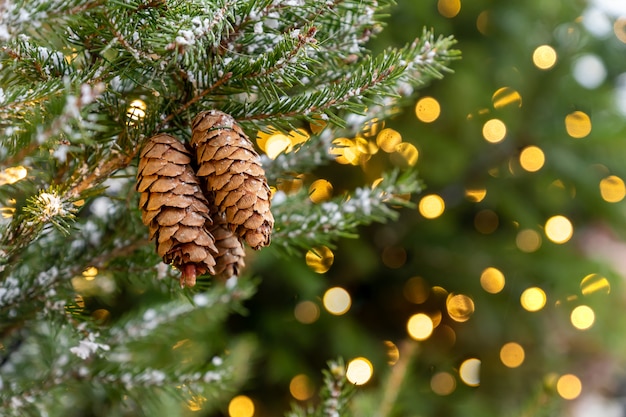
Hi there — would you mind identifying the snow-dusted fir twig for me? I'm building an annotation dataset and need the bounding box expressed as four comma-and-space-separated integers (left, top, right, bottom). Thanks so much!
271, 170, 420, 254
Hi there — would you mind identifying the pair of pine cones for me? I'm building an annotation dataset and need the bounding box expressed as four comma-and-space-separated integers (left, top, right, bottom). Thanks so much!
136, 110, 274, 287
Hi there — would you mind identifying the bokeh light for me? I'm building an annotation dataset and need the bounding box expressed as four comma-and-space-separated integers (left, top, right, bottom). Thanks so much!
600, 175, 626, 202
520, 287, 547, 312
346, 357, 373, 385
361, 118, 385, 137
419, 194, 445, 219
476, 10, 489, 35
519, 146, 545, 172
294, 301, 320, 324
459, 358, 481, 387
480, 267, 505, 294
500, 342, 525, 368
516, 229, 542, 252
384, 340, 400, 365
305, 246, 334, 273
82, 266, 98, 281
415, 96, 441, 122
376, 128, 403, 153
0, 166, 28, 186
228, 395, 255, 417
573, 54, 606, 89
465, 188, 487, 202
565, 111, 592, 138
407, 313, 434, 341
431, 372, 456, 395
571, 305, 595, 330
580, 273, 611, 295
556, 374, 582, 400
323, 287, 351, 315
544, 215, 573, 244
290, 374, 315, 401
382, 246, 407, 269
126, 99, 147, 123
615, 18, 626, 43
474, 209, 499, 234
492, 87, 522, 109
309, 179, 333, 203
446, 294, 475, 322
404, 276, 430, 304
437, 0, 460, 18
482, 119, 507, 143
265, 133, 291, 159
391, 142, 419, 168
532, 45, 557, 70
309, 116, 327, 134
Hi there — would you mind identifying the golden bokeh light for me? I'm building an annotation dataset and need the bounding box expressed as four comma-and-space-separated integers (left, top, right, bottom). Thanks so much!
431, 372, 456, 396
361, 118, 385, 138
565, 111, 591, 138
476, 10, 489, 35
415, 96, 441, 122
323, 287, 351, 315
437, 0, 460, 18
305, 246, 334, 273
309, 179, 333, 203
376, 128, 403, 153
0, 166, 28, 186
474, 209, 499, 234
532, 45, 557, 70
346, 357, 373, 385
492, 87, 522, 109
500, 342, 525, 368
288, 128, 310, 148
480, 267, 505, 294
294, 301, 320, 324
446, 294, 475, 322
289, 374, 315, 401
556, 374, 582, 400
82, 266, 98, 281
384, 340, 400, 365
614, 18, 626, 44
126, 99, 147, 123
482, 119, 507, 143
459, 358, 481, 387
228, 395, 255, 417
429, 310, 443, 328
309, 116, 327, 134
599, 175, 626, 203
276, 176, 304, 194
544, 215, 573, 244
465, 188, 487, 202
265, 133, 291, 159
516, 229, 542, 252
255, 126, 277, 151
580, 273, 610, 296
404, 276, 430, 304
419, 194, 445, 219
571, 305, 595, 330
391, 142, 419, 168
519, 146, 545, 172
407, 313, 434, 341
330, 137, 357, 165
520, 287, 547, 312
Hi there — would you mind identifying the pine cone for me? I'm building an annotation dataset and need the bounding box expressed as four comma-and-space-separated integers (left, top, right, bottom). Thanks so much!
190, 110, 274, 250
136, 133, 218, 288
209, 213, 246, 281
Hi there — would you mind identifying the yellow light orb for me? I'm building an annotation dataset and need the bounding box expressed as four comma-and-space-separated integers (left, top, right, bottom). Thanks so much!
309, 116, 327, 134
545, 215, 573, 244
465, 188, 487, 202
415, 97, 441, 122
82, 266, 99, 281
580, 273, 611, 296
474, 209, 499, 234
520, 287, 547, 312
459, 358, 481, 387
407, 313, 434, 341
480, 267, 505, 294
556, 374, 582, 400
346, 357, 373, 385
492, 87, 522, 109
294, 301, 320, 324
228, 395, 255, 417
565, 111, 591, 138
519, 146, 545, 172
323, 287, 351, 315
265, 133, 291, 159
290, 374, 315, 401
305, 246, 334, 273
391, 142, 419, 168
500, 342, 525, 368
376, 128, 403, 153
600, 175, 626, 203
446, 294, 475, 322
126, 99, 147, 123
0, 166, 28, 186
288, 128, 310, 147
431, 372, 456, 395
309, 179, 333, 203
256, 127, 277, 151
361, 118, 385, 138
571, 305, 595, 330
330, 137, 356, 165
419, 194, 445, 219
403, 276, 430, 304
482, 119, 507, 143
383, 340, 400, 365
437, 0, 461, 18
533, 45, 557, 70
516, 229, 542, 252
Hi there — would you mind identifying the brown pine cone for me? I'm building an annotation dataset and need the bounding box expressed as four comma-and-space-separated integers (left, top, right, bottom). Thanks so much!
136, 133, 218, 288
190, 110, 274, 250
208, 213, 246, 281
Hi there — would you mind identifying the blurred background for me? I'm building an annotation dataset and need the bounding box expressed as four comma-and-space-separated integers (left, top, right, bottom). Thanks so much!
233, 0, 626, 416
